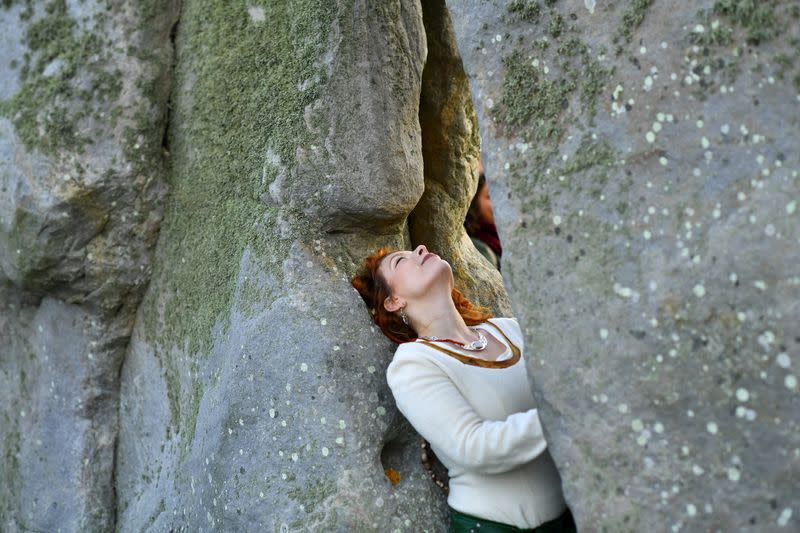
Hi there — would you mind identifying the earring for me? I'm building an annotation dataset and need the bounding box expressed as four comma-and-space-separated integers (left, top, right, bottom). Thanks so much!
400, 307, 409, 326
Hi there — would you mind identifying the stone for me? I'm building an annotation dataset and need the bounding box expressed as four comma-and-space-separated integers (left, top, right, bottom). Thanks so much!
448, 0, 799, 531
0, 0, 175, 530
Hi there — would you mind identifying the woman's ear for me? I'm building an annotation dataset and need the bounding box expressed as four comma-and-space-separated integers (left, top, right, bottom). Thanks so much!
383, 294, 403, 313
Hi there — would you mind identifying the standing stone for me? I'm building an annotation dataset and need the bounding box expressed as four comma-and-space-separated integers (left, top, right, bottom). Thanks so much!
114, 1, 460, 531
448, 0, 799, 531
412, 0, 511, 313
0, 0, 175, 531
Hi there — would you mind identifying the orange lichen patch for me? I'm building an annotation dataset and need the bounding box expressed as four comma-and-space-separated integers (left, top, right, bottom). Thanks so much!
384, 467, 401, 486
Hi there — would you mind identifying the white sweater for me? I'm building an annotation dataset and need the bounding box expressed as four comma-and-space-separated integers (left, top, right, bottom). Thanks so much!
385, 317, 567, 528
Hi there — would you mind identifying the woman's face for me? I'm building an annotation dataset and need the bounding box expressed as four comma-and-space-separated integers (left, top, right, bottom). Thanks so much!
378, 244, 452, 312
477, 182, 495, 226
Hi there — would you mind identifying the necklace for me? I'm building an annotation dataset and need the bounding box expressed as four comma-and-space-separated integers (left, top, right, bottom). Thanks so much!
416, 328, 488, 351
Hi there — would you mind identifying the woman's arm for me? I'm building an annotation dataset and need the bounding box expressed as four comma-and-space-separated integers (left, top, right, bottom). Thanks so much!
386, 352, 548, 475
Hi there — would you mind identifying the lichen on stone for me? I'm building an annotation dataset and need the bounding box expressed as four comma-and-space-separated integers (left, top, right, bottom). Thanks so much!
612, 0, 655, 55
0, 0, 124, 158
506, 0, 541, 24
494, 48, 577, 142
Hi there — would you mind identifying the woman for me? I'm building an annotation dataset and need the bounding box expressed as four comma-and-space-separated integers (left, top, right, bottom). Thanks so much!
351, 244, 576, 532
464, 168, 502, 271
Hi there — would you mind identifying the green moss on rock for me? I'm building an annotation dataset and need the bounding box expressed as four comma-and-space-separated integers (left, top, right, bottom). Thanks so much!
506, 0, 541, 23
494, 49, 577, 142
140, 0, 336, 362
560, 135, 617, 176
0, 0, 123, 158
712, 0, 783, 45
547, 11, 565, 39
612, 0, 655, 55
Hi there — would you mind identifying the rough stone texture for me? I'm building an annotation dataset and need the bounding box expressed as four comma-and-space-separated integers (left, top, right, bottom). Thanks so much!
411, 0, 511, 314
4, 0, 518, 530
448, 0, 799, 532
114, 1, 504, 531
1, 0, 175, 531
10, 0, 796, 531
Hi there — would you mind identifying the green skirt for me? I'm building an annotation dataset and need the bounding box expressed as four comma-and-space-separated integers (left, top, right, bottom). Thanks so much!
449, 506, 577, 533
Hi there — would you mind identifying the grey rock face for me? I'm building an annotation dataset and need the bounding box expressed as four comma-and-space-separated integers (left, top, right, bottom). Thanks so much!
10, 0, 795, 531
1, 0, 176, 531
114, 1, 460, 531
5, 0, 497, 530
448, 0, 799, 531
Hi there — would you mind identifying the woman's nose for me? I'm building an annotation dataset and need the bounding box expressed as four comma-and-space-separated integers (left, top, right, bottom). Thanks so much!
415, 244, 427, 256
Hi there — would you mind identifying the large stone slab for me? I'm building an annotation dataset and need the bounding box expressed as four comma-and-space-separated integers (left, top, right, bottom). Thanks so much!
115, 2, 474, 531
0, 0, 175, 530
448, 0, 799, 531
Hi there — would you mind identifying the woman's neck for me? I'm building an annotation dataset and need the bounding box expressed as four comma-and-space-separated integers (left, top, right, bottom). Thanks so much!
413, 302, 478, 343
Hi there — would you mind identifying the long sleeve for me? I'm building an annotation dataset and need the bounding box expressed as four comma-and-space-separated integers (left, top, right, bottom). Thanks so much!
386, 352, 548, 475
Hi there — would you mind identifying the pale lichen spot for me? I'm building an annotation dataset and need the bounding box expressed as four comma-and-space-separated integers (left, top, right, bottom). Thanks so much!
599, 328, 609, 340
646, 131, 656, 143
706, 421, 718, 434
686, 503, 697, 517
692, 284, 705, 297
269, 409, 276, 418
692, 464, 704, 475
322, 447, 329, 457
757, 330, 774, 351
777, 508, 793, 526
247, 6, 266, 22
617, 403, 628, 413
776, 352, 791, 368
785, 375, 798, 390
735, 388, 749, 402
631, 419, 644, 432
727, 466, 740, 482
553, 215, 562, 226
339, 419, 346, 429
786, 200, 797, 215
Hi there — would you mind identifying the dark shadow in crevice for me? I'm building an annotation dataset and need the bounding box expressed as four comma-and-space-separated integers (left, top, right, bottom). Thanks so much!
407, 0, 509, 312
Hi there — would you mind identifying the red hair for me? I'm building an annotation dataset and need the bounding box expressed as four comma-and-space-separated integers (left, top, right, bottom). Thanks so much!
351, 246, 493, 344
